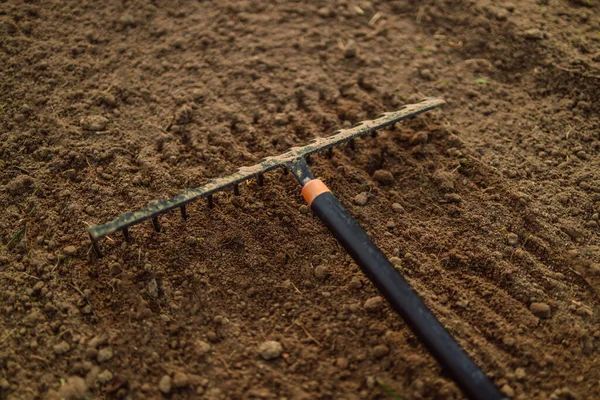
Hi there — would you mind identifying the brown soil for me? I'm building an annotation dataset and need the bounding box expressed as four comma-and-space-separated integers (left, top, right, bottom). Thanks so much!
1, 1, 600, 399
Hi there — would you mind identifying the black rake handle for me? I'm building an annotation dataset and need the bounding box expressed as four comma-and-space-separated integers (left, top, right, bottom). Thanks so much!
302, 179, 504, 400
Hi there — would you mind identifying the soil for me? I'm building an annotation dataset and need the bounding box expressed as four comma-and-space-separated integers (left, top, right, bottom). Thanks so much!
1, 1, 600, 399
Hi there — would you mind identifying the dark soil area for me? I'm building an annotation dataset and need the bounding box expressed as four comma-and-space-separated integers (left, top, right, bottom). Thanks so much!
1, 1, 600, 399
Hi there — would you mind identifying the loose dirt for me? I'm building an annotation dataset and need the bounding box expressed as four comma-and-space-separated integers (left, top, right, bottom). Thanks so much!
1, 1, 599, 399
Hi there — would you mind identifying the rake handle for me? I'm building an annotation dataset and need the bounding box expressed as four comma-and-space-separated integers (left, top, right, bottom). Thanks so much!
304, 182, 504, 400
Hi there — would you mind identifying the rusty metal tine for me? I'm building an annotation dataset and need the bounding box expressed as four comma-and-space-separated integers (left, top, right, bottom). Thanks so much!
152, 216, 161, 232
257, 173, 264, 186
234, 184, 240, 196
349, 138, 355, 150
180, 205, 188, 220
327, 147, 333, 158
123, 227, 130, 242
207, 194, 214, 209
90, 233, 102, 258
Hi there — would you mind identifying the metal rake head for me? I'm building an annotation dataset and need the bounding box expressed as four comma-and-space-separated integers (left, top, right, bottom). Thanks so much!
88, 97, 445, 256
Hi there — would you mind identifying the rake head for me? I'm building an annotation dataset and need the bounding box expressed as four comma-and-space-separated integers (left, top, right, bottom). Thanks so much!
88, 97, 445, 256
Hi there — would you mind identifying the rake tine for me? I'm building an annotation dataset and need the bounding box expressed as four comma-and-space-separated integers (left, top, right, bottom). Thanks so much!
305, 155, 312, 164
152, 216, 161, 232
327, 147, 333, 158
371, 129, 377, 138
282, 166, 289, 175
123, 227, 131, 242
233, 184, 240, 196
180, 205, 188, 220
257, 173, 264, 186
90, 234, 102, 258
207, 194, 214, 209
349, 138, 355, 150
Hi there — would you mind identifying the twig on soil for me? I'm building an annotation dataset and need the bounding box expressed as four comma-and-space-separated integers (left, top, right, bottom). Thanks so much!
0, 328, 16, 344
294, 320, 322, 347
30, 355, 49, 363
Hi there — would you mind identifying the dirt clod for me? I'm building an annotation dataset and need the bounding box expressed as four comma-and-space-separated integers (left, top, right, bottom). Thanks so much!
97, 347, 113, 363
373, 170, 394, 185
172, 372, 189, 388
364, 296, 383, 312
354, 192, 368, 206
158, 375, 172, 394
530, 302, 552, 319
80, 115, 108, 131
258, 340, 283, 360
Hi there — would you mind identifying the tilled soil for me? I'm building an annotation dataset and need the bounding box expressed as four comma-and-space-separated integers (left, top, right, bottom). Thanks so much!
1, 1, 600, 399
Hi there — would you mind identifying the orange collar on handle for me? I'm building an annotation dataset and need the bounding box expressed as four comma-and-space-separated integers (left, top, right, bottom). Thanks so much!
301, 179, 331, 206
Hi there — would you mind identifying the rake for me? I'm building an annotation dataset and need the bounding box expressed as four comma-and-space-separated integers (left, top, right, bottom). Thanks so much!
88, 98, 504, 400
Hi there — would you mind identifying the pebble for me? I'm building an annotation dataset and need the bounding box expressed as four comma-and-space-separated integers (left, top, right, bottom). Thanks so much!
54, 341, 71, 355
344, 40, 357, 58
336, 357, 349, 369
97, 347, 113, 362
354, 192, 368, 206
507, 233, 519, 246
63, 246, 77, 256
194, 340, 211, 356
443, 193, 462, 203
274, 113, 288, 126
501, 384, 515, 398
314, 265, 330, 280
373, 170, 394, 185
515, 367, 526, 380
172, 371, 189, 388
318, 7, 333, 17
58, 376, 88, 399
97, 370, 113, 384
372, 344, 390, 359
364, 296, 383, 312
259, 340, 283, 360
523, 28, 545, 40
159, 375, 172, 394
348, 277, 362, 289
80, 115, 108, 131
6, 175, 35, 195
529, 302, 552, 319
391, 203, 405, 212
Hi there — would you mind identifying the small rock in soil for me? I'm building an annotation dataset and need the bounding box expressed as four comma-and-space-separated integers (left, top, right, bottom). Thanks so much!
6, 175, 35, 195
259, 340, 283, 360
348, 277, 362, 289
364, 296, 383, 312
158, 375, 172, 394
372, 344, 390, 359
194, 340, 211, 356
444, 193, 462, 203
523, 28, 545, 40
530, 302, 552, 319
373, 170, 394, 185
80, 115, 108, 131
97, 347, 113, 362
515, 367, 526, 380
354, 192, 368, 206
391, 203, 405, 212
501, 384, 515, 398
97, 370, 113, 384
54, 341, 70, 355
314, 265, 330, 280
172, 371, 189, 388
63, 246, 77, 256
59, 376, 88, 399
336, 357, 349, 369
344, 40, 357, 58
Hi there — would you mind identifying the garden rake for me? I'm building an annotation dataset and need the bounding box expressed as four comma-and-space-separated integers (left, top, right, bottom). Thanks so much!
88, 98, 504, 400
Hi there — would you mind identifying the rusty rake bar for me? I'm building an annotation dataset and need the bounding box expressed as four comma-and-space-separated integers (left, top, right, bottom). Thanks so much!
87, 97, 445, 256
